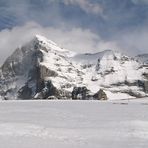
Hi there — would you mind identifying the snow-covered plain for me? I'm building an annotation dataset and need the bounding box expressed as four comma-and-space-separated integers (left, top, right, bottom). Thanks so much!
0, 99, 148, 148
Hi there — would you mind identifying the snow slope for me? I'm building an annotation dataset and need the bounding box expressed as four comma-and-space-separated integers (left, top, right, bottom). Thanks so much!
0, 100, 148, 148
72, 50, 148, 98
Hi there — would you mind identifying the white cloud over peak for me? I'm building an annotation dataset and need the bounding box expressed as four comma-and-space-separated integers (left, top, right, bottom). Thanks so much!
0, 21, 148, 66
0, 22, 119, 65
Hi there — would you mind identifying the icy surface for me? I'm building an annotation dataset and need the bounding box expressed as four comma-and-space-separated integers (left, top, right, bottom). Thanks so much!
0, 99, 148, 148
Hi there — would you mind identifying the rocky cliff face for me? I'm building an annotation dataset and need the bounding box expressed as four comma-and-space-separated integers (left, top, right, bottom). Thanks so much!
0, 35, 81, 100
135, 54, 148, 94
0, 35, 148, 100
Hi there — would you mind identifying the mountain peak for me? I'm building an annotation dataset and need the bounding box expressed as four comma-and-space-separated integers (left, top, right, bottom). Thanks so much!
33, 34, 70, 54
34, 34, 57, 46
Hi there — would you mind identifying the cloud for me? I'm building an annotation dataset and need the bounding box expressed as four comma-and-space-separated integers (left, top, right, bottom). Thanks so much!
0, 22, 119, 65
132, 0, 148, 5
115, 26, 148, 55
63, 0, 103, 15
0, 21, 148, 66
0, 0, 105, 36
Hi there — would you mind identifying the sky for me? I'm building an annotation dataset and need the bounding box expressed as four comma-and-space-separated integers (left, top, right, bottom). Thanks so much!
0, 0, 148, 64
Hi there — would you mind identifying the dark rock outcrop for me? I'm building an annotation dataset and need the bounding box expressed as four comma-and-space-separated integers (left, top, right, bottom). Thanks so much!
72, 86, 89, 100
144, 81, 148, 93
34, 80, 59, 99
137, 80, 148, 93
18, 83, 32, 99
93, 89, 108, 100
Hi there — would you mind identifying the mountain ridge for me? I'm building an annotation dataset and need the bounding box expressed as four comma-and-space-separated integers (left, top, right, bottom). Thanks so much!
0, 35, 148, 100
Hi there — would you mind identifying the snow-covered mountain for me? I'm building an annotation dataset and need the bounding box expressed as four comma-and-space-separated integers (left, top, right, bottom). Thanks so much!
0, 35, 148, 100
72, 50, 148, 99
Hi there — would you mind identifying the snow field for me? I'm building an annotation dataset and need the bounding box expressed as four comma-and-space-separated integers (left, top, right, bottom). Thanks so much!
0, 99, 148, 148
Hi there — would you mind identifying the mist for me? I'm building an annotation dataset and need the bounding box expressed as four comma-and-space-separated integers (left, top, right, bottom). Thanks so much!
0, 0, 148, 65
